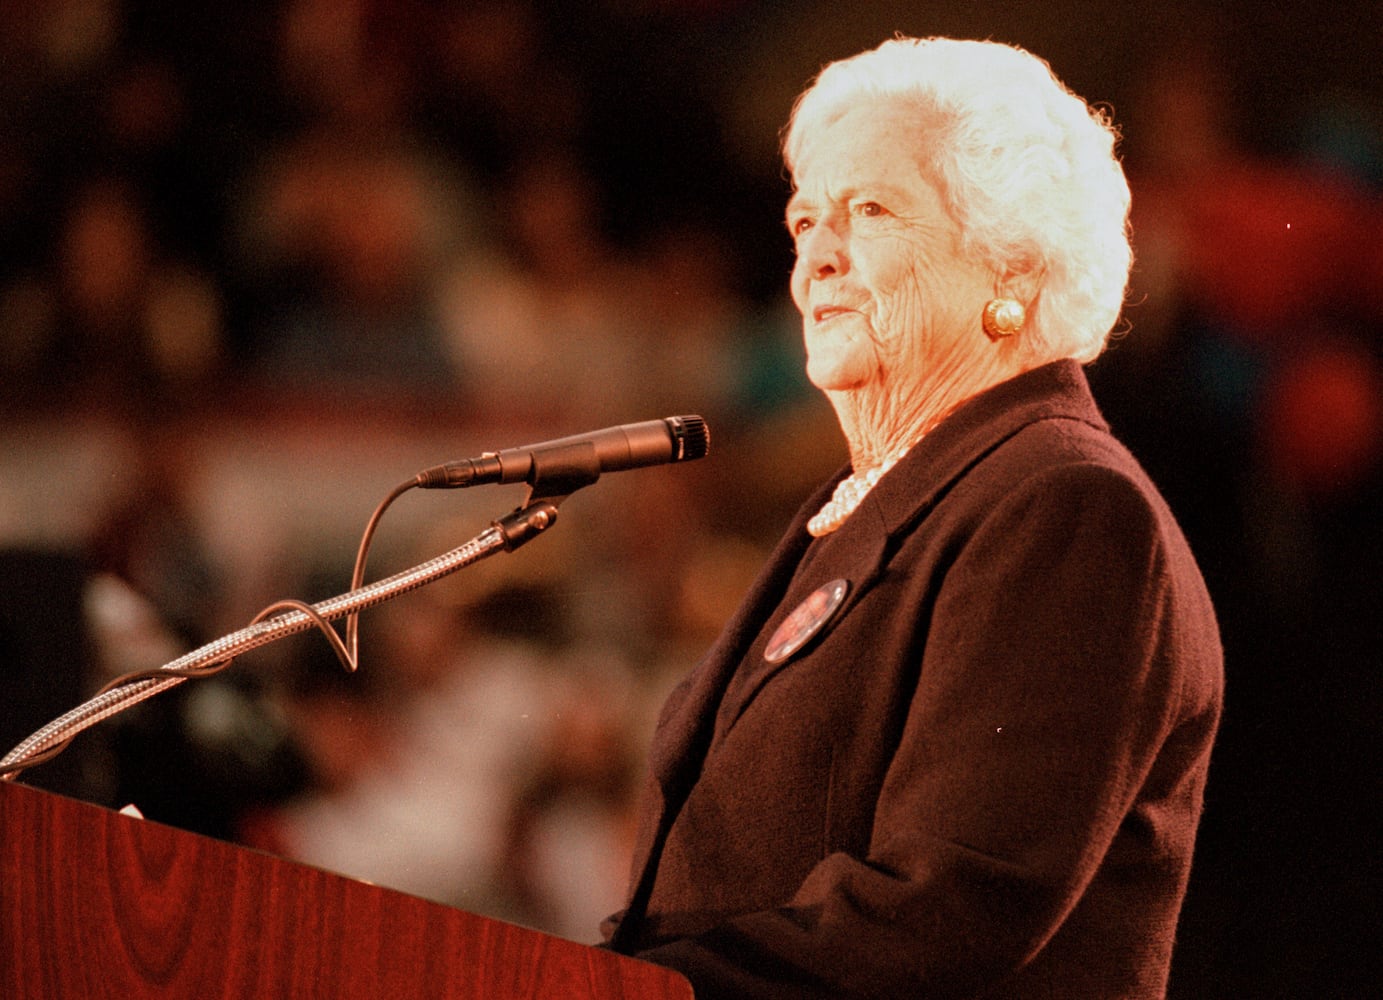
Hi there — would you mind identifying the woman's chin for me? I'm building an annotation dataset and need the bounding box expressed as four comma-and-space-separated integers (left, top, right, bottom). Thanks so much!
806, 356, 876, 394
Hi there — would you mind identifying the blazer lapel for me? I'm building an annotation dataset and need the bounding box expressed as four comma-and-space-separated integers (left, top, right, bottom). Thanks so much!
613, 474, 840, 947
647, 493, 824, 793
711, 505, 892, 735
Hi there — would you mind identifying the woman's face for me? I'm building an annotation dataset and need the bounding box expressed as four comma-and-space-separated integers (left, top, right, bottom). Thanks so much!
787, 101, 995, 396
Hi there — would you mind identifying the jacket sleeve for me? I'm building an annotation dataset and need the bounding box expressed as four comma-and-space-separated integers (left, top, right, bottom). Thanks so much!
631, 461, 1201, 998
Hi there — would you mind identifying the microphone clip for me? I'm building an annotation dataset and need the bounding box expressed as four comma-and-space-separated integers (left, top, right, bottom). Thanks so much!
493, 501, 560, 551
517, 441, 604, 504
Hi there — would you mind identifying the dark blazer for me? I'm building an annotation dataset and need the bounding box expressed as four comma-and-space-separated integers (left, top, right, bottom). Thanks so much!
606, 361, 1224, 999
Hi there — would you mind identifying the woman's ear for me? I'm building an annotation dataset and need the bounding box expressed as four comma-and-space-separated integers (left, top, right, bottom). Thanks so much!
997, 257, 1046, 309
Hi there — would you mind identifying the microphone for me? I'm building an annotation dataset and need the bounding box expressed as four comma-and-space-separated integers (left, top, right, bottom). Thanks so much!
416, 415, 710, 489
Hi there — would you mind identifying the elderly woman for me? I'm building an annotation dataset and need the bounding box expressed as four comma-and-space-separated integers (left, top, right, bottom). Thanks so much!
603, 37, 1223, 999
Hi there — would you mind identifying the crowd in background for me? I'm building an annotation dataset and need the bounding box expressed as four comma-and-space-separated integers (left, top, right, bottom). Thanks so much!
2, 1, 1380, 996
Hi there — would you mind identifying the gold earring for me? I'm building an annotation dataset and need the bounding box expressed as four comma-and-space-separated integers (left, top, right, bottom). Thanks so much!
982, 298, 1025, 339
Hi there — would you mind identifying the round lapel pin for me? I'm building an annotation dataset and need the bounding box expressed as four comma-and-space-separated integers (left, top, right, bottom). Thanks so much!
763, 578, 849, 664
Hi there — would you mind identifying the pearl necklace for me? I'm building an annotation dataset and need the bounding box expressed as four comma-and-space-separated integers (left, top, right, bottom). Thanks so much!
806, 446, 910, 537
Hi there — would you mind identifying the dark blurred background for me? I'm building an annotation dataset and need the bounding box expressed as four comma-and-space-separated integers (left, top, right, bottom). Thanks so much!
2, 1, 1379, 996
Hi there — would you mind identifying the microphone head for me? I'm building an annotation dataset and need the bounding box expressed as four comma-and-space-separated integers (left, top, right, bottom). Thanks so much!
666, 415, 710, 462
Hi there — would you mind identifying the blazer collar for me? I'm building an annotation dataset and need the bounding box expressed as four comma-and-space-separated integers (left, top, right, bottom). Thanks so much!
860, 358, 1106, 539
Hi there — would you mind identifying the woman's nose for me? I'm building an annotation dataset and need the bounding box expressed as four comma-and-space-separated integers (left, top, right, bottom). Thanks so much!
798, 221, 848, 279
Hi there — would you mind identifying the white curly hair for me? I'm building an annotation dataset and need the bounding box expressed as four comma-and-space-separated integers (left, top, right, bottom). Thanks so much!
783, 37, 1133, 364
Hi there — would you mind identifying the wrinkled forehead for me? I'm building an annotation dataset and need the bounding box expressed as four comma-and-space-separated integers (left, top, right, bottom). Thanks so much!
786, 99, 944, 204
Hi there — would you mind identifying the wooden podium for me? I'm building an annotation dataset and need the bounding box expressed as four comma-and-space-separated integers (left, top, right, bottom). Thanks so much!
0, 779, 692, 998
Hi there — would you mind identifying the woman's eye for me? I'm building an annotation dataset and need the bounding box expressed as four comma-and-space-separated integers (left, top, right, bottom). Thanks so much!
856, 201, 884, 217
792, 217, 814, 236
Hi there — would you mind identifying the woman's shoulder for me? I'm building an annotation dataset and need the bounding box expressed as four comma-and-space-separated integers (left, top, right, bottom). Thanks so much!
936, 412, 1178, 540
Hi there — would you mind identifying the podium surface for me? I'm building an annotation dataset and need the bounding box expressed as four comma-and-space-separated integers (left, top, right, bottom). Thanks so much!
0, 779, 692, 998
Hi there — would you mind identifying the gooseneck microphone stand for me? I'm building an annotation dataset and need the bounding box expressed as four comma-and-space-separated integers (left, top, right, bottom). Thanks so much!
1, 413, 709, 782
0, 503, 558, 780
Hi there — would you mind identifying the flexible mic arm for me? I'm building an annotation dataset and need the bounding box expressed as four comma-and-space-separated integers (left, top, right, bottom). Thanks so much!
0, 503, 558, 779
